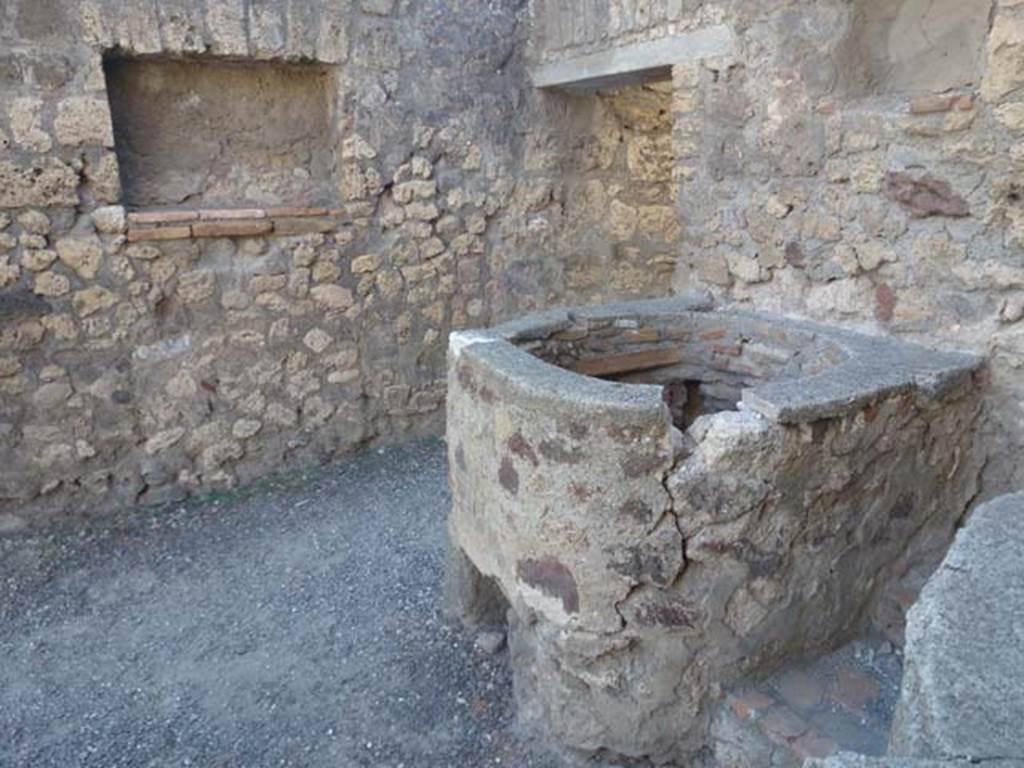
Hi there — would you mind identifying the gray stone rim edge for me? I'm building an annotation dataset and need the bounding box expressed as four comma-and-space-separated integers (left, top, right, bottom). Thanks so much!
449, 297, 985, 425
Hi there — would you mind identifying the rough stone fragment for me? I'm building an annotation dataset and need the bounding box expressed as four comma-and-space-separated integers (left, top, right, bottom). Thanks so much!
0, 159, 79, 207
56, 236, 104, 279
21, 250, 57, 272
232, 419, 262, 439
86, 153, 121, 202
125, 244, 161, 261
8, 97, 52, 152
311, 284, 354, 311
54, 97, 114, 146
33, 271, 71, 297
474, 631, 506, 654
177, 271, 216, 304
351, 254, 381, 273
982, 13, 1024, 102
303, 328, 332, 353
0, 357, 21, 377
72, 286, 117, 317
856, 242, 896, 272
1001, 295, 1024, 324
92, 206, 127, 234
16, 210, 51, 235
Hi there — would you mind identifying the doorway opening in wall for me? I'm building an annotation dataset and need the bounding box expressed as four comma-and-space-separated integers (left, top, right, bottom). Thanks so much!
103, 56, 340, 210
561, 77, 680, 303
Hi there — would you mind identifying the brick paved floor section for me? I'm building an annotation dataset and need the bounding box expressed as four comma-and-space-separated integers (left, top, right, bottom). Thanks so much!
717, 571, 924, 767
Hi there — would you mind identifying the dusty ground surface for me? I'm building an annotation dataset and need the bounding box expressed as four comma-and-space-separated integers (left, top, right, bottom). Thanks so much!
1, 436, 912, 768
0, 438, 564, 768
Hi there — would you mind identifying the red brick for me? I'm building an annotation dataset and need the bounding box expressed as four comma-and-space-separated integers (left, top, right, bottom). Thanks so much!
127, 210, 197, 225
909, 94, 957, 115
265, 206, 329, 217
126, 225, 192, 242
191, 219, 272, 238
698, 327, 729, 341
198, 208, 267, 221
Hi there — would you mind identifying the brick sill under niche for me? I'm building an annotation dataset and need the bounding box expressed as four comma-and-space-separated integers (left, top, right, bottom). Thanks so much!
126, 206, 346, 242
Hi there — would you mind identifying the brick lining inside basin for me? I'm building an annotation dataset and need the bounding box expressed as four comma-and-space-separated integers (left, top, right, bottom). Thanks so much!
445, 296, 986, 765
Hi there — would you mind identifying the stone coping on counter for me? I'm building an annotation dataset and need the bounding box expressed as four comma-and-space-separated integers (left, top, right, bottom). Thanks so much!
124, 206, 345, 242
449, 296, 984, 426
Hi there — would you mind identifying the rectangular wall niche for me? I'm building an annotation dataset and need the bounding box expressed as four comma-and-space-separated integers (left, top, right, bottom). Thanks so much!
836, 0, 992, 97
103, 57, 339, 209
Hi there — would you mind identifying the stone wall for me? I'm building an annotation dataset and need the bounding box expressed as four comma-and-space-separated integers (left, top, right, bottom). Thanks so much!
4, 0, 1023, 525
662, 0, 1020, 494
0, 0, 547, 527
530, 0, 716, 64
524, 0, 1024, 496
104, 57, 340, 208
554, 82, 680, 302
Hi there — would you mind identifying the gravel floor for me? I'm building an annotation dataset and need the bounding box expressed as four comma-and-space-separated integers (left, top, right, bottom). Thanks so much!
0, 438, 565, 768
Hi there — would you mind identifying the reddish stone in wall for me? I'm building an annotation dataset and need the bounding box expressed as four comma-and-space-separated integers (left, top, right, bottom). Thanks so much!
875, 283, 897, 323
516, 558, 579, 614
883, 172, 970, 218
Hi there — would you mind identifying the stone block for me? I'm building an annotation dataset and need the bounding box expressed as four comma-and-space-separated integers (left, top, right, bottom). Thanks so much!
0, 159, 78, 207
890, 493, 1024, 762
54, 97, 114, 147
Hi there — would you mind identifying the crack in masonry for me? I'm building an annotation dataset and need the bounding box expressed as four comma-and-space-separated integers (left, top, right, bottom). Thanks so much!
611, 582, 643, 631
242, 0, 252, 52
612, 431, 693, 631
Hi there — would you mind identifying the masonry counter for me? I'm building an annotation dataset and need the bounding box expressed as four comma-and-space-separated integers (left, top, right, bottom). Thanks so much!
444, 295, 985, 764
